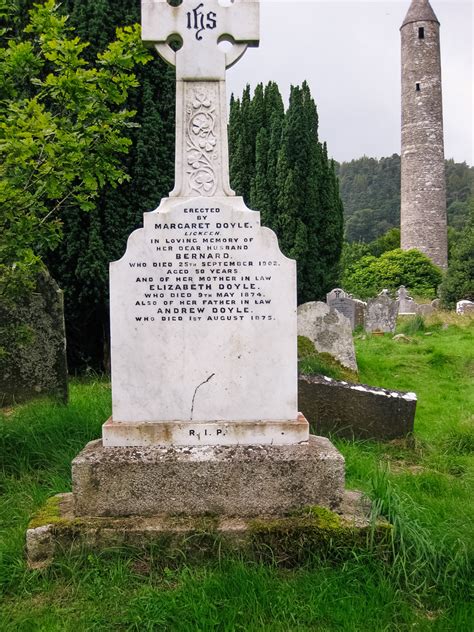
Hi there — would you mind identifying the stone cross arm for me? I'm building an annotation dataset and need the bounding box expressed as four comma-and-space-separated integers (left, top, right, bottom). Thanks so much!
142, 0, 260, 80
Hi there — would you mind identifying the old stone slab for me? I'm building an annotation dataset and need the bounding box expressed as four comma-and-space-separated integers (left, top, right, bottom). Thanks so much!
0, 269, 68, 406
298, 374, 417, 440
416, 303, 434, 316
27, 491, 390, 570
365, 290, 399, 333
396, 286, 417, 315
297, 301, 357, 372
72, 435, 344, 517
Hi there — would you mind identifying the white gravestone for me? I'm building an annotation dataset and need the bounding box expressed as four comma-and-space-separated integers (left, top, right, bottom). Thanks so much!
456, 300, 474, 315
103, 0, 306, 447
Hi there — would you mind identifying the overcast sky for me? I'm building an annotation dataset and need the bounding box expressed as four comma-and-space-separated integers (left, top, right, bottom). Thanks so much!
226, 0, 473, 165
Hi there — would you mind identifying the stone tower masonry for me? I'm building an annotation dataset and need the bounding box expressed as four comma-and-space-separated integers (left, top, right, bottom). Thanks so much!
400, 0, 448, 270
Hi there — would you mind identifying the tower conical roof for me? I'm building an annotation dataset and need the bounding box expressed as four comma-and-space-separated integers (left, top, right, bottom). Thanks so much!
401, 0, 440, 28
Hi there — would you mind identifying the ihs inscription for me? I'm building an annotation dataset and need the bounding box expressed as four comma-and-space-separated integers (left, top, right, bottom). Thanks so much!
186, 3, 217, 40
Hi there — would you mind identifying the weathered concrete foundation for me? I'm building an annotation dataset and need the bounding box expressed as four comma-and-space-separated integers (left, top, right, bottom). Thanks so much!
72, 435, 345, 518
27, 492, 390, 570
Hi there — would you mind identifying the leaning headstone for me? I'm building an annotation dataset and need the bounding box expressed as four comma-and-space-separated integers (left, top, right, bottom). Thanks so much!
396, 286, 417, 315
456, 300, 474, 315
298, 302, 358, 372
365, 290, 399, 333
298, 374, 416, 441
0, 269, 68, 406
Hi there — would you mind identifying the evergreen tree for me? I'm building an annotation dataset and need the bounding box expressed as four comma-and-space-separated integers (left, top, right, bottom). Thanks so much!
229, 82, 344, 304
44, 0, 176, 370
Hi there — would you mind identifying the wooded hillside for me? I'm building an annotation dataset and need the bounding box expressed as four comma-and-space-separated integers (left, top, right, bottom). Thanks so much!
336, 155, 473, 242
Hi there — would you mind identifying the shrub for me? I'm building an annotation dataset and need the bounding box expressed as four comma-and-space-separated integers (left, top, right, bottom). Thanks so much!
342, 249, 443, 300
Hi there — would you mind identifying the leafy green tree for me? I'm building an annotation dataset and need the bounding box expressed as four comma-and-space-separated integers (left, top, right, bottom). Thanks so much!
440, 201, 474, 308
0, 0, 150, 305
367, 228, 401, 257
46, 0, 176, 371
343, 249, 442, 299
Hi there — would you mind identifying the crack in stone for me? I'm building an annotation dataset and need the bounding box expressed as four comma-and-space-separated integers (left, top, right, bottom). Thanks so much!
190, 373, 215, 421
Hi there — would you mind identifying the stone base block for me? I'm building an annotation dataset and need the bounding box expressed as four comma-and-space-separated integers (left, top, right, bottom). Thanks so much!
102, 414, 309, 447
72, 435, 344, 517
27, 492, 391, 570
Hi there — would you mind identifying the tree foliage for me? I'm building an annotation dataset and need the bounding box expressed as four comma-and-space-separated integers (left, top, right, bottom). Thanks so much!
342, 249, 443, 300
0, 0, 151, 305
43, 0, 176, 371
440, 201, 474, 308
229, 82, 344, 304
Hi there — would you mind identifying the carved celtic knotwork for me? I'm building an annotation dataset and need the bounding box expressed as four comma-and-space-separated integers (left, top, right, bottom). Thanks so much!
186, 87, 218, 196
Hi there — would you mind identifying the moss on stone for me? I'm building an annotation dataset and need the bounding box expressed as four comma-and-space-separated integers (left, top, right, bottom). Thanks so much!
28, 495, 64, 529
298, 337, 359, 382
297, 336, 317, 359
28, 496, 391, 569
247, 505, 391, 565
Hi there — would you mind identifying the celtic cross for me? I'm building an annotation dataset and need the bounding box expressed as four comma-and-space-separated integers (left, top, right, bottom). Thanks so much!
142, 0, 260, 197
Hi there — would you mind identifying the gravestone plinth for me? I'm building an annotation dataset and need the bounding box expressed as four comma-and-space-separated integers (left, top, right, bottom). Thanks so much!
73, 435, 344, 517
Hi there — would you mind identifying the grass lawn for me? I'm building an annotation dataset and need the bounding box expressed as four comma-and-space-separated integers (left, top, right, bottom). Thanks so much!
0, 314, 473, 631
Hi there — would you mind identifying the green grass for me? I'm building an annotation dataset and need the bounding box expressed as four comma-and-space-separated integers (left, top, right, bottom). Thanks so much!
0, 318, 473, 630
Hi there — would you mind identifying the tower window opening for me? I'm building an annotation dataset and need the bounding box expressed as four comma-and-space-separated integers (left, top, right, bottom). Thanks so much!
418, 27, 425, 39
416, 82, 421, 91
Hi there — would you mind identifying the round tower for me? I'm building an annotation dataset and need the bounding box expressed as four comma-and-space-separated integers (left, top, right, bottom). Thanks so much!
400, 0, 448, 270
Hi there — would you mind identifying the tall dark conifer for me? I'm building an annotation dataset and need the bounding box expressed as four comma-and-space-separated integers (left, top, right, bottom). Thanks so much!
229, 81, 344, 304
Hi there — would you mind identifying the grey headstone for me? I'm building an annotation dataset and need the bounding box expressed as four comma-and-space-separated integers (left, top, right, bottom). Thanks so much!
0, 269, 68, 405
298, 374, 417, 440
297, 301, 358, 372
353, 299, 367, 329
416, 303, 434, 316
396, 286, 417, 315
365, 290, 399, 333
326, 288, 366, 330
